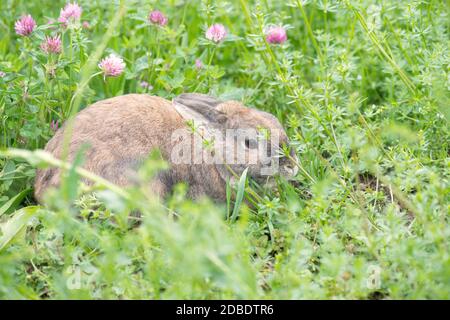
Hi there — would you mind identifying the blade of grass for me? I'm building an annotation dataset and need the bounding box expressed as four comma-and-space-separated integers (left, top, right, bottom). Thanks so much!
226, 178, 232, 221
0, 148, 131, 201
0, 206, 39, 251
295, 0, 324, 64
0, 188, 30, 217
230, 168, 248, 222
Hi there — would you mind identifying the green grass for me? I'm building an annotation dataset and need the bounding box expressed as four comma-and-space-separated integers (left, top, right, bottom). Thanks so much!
0, 0, 449, 299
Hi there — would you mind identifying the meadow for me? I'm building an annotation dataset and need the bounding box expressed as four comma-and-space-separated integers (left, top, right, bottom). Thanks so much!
0, 0, 449, 299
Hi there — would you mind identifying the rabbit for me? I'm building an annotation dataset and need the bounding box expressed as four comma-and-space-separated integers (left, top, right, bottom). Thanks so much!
34, 93, 299, 203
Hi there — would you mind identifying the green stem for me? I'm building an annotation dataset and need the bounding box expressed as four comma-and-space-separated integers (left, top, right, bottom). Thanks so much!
351, 8, 417, 95
295, 0, 324, 65
103, 78, 111, 98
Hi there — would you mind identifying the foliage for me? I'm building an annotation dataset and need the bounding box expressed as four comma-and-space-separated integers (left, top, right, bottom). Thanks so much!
0, 0, 449, 299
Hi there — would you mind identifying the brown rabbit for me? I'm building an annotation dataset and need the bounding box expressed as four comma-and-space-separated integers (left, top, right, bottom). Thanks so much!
34, 93, 298, 203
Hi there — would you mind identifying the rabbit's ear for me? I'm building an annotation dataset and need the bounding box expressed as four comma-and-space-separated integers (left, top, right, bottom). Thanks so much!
173, 93, 227, 125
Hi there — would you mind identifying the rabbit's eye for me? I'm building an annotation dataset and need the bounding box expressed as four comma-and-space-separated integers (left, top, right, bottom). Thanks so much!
245, 138, 258, 149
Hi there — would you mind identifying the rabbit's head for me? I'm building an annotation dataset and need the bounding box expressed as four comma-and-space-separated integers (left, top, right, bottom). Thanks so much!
172, 93, 298, 185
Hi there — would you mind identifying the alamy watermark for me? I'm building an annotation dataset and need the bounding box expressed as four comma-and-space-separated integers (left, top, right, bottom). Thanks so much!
366, 265, 382, 290
169, 127, 287, 176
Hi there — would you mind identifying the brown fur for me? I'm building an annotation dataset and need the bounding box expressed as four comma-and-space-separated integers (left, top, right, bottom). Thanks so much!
34, 94, 296, 203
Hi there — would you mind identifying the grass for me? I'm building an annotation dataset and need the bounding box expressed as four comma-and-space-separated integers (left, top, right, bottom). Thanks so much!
0, 0, 449, 299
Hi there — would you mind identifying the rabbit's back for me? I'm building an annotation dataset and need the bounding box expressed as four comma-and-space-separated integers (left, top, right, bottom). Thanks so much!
35, 94, 183, 201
